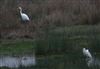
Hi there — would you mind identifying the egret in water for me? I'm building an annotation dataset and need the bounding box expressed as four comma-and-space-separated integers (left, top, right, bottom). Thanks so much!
83, 48, 93, 67
83, 48, 100, 67
83, 48, 92, 59
18, 7, 30, 23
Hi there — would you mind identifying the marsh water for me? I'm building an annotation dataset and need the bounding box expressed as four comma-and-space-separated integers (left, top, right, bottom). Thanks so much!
0, 54, 100, 69
0, 55, 36, 68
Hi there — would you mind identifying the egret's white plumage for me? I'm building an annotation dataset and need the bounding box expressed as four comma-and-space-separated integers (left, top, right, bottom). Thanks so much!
82, 48, 100, 67
83, 48, 92, 58
18, 7, 30, 22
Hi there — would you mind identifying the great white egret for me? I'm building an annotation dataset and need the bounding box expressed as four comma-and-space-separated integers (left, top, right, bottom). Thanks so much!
83, 48, 92, 58
18, 7, 30, 22
83, 48, 93, 67
82, 48, 100, 67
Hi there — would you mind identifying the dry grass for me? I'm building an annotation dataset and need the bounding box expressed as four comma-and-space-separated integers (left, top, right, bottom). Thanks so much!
0, 0, 100, 39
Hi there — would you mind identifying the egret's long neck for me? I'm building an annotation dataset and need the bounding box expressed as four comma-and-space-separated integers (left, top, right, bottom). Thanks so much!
20, 9, 22, 14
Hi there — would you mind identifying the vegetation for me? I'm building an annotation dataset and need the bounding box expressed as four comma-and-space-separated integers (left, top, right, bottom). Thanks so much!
36, 25, 100, 56
0, 25, 100, 69
0, 0, 100, 38
0, 0, 100, 69
0, 39, 35, 55
1, 25, 100, 56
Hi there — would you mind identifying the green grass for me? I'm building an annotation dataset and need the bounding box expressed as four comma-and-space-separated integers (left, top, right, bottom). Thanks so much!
0, 39, 36, 55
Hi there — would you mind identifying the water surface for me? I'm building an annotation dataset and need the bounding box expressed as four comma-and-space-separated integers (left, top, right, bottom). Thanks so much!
0, 55, 36, 68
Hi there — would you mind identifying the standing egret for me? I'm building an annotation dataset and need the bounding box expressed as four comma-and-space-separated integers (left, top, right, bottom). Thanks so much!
82, 48, 100, 67
83, 48, 93, 67
18, 7, 30, 23
83, 48, 92, 58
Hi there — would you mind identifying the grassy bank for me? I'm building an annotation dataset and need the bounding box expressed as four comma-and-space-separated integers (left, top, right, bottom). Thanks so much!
0, 25, 100, 56
0, 25, 100, 69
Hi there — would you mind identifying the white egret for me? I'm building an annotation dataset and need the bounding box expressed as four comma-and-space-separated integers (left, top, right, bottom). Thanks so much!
82, 48, 100, 67
18, 7, 30, 22
83, 48, 93, 67
83, 48, 92, 58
